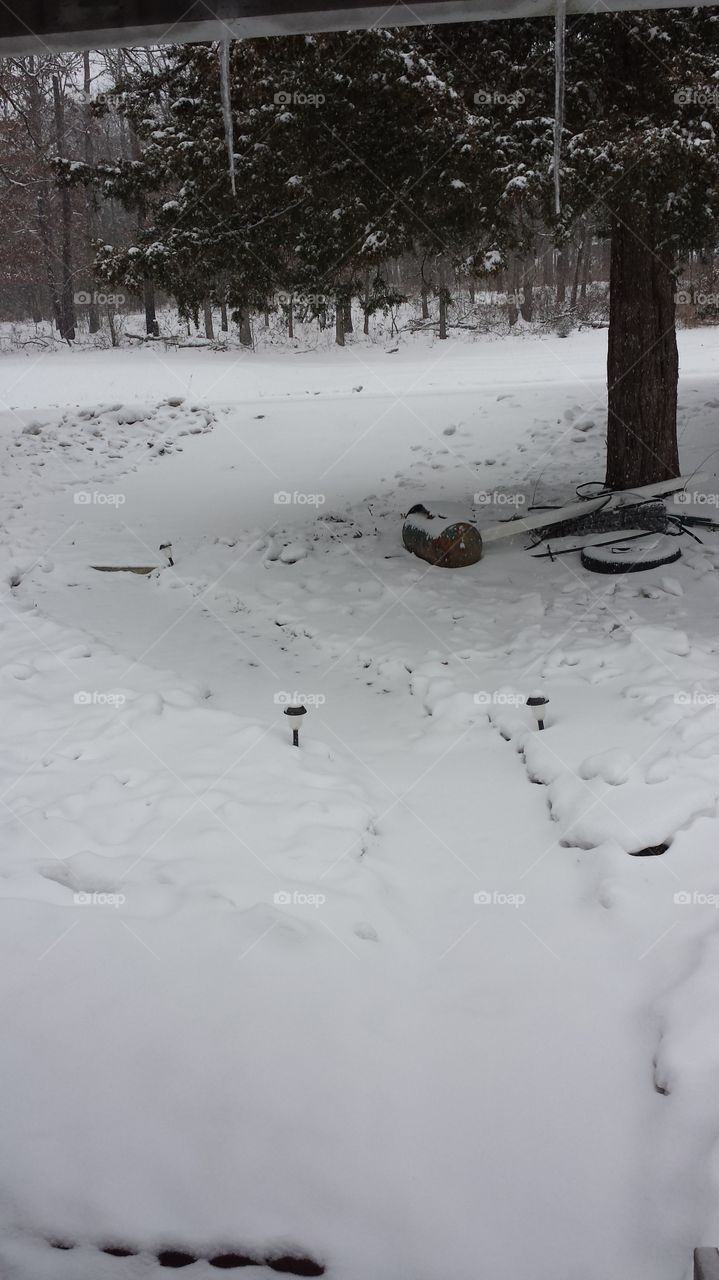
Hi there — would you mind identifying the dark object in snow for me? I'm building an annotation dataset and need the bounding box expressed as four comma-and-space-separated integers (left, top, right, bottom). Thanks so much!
402, 502, 483, 568
580, 534, 681, 574
267, 1257, 325, 1276
695, 1247, 719, 1280
532, 529, 659, 561
653, 1055, 671, 1095
46, 1236, 322, 1272
209, 1252, 258, 1267
628, 842, 670, 857
91, 565, 157, 575
160, 541, 174, 566
535, 498, 669, 542
284, 702, 308, 747
484, 478, 686, 550
527, 694, 549, 730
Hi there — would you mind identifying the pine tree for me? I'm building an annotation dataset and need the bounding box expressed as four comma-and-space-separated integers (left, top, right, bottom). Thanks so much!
69, 31, 472, 344
67, 13, 719, 490
422, 12, 719, 486
559, 9, 719, 487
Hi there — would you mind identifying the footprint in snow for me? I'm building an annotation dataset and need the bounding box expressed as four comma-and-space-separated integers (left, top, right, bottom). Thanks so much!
354, 921, 378, 941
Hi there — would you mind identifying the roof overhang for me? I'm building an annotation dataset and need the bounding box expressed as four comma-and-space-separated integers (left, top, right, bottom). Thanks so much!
1, 0, 715, 55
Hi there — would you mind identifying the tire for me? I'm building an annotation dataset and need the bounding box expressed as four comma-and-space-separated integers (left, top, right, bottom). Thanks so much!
580, 532, 682, 575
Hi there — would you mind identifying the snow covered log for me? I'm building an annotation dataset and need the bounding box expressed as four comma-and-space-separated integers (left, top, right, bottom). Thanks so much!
402, 502, 483, 568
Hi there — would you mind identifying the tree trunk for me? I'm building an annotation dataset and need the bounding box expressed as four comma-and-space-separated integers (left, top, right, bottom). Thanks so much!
605, 217, 679, 489
144, 277, 159, 337
506, 255, 519, 326
555, 245, 568, 308
52, 74, 75, 340
128, 123, 159, 338
29, 286, 42, 324
335, 297, 345, 347
288, 297, 293, 339
438, 289, 448, 339
570, 230, 584, 311
239, 305, 252, 347
363, 269, 371, 335
520, 281, 534, 322
580, 226, 592, 301
343, 297, 353, 334
203, 298, 214, 340
542, 235, 554, 288
520, 258, 535, 322
25, 57, 60, 331
421, 278, 430, 320
701, 247, 711, 294
221, 300, 228, 332
438, 258, 449, 340
82, 52, 101, 334
35, 180, 62, 334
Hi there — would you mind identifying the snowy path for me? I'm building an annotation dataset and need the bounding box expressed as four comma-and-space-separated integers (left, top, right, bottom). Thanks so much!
2, 332, 719, 1277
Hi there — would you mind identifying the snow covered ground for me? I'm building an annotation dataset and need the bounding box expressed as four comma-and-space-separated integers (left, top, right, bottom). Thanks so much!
2, 327, 719, 1278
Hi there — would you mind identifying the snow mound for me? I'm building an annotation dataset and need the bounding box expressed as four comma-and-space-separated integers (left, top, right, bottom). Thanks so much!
12, 400, 215, 489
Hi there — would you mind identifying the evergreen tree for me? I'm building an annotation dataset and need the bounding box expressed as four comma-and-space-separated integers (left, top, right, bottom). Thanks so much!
422, 11, 719, 486
560, 9, 719, 487
68, 12, 719, 487
67, 31, 473, 344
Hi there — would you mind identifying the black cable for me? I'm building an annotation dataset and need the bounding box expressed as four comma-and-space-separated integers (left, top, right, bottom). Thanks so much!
530, 529, 657, 559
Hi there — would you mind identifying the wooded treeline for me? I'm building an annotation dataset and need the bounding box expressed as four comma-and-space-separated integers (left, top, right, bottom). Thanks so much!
0, 45, 612, 340
4, 12, 719, 484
